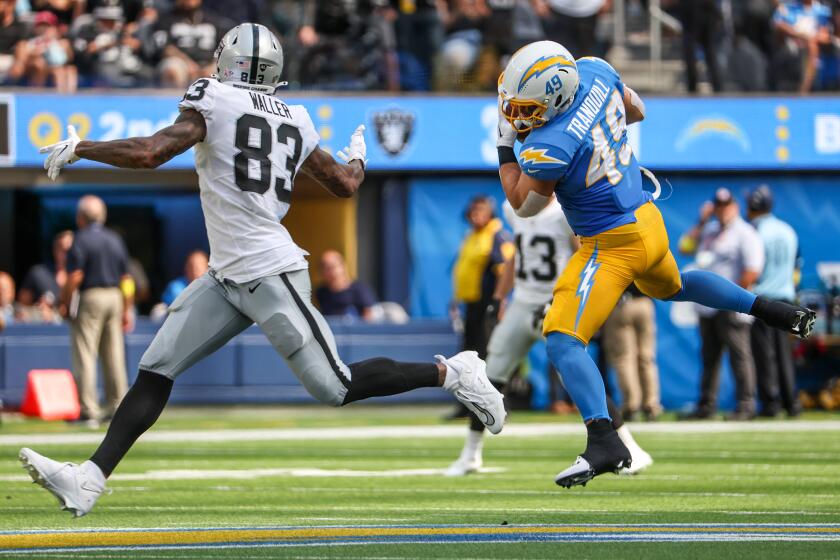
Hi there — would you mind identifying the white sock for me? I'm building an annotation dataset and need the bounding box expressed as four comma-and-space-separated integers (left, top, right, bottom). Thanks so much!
616, 425, 642, 456
466, 429, 484, 452
461, 430, 484, 462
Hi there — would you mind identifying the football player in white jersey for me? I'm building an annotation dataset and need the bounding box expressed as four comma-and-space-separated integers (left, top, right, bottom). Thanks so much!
20, 23, 504, 517
445, 198, 652, 476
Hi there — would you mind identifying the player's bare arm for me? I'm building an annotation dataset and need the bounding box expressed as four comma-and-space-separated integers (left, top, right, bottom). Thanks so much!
300, 147, 364, 198
492, 253, 516, 305
499, 160, 555, 215
495, 99, 555, 217
76, 109, 206, 169
39, 110, 206, 180
623, 86, 645, 124
300, 123, 368, 198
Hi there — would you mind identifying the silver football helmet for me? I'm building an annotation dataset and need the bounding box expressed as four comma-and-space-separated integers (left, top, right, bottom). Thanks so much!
214, 23, 284, 93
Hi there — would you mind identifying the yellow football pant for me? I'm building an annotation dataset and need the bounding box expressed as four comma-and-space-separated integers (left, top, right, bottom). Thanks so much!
543, 201, 682, 344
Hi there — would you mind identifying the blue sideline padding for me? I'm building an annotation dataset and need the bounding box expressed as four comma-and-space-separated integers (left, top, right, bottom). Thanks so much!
0, 320, 460, 406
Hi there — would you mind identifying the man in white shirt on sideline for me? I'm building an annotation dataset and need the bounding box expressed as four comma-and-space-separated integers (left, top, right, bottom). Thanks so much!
679, 188, 765, 420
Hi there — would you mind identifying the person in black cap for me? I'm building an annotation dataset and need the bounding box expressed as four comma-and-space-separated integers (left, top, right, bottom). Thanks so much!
747, 185, 802, 417
679, 188, 765, 420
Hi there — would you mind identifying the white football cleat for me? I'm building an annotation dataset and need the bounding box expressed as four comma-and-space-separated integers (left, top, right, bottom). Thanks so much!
616, 425, 654, 475
19, 448, 106, 517
554, 456, 595, 488
621, 447, 653, 475
437, 351, 505, 434
444, 454, 483, 477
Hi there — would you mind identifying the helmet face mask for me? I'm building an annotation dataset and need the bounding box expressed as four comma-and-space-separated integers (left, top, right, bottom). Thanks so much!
214, 23, 284, 94
498, 41, 580, 132
500, 96, 548, 133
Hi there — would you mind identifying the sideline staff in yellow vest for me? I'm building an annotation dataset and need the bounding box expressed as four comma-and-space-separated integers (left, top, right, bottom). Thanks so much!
452, 196, 515, 358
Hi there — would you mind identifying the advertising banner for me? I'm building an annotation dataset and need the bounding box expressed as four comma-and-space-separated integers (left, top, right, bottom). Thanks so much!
4, 92, 840, 171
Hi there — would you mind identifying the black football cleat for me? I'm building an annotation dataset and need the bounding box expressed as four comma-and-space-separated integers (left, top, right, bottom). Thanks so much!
750, 297, 817, 340
791, 308, 817, 339
555, 419, 631, 489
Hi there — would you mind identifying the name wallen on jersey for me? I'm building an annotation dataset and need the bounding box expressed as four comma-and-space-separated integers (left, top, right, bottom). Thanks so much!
248, 92, 293, 119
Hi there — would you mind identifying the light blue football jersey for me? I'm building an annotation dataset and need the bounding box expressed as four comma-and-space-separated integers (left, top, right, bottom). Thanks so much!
518, 57, 650, 237
773, 1, 831, 32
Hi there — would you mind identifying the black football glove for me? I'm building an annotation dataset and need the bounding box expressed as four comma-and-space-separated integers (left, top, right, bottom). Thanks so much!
484, 298, 502, 339
532, 302, 551, 332
486, 298, 502, 320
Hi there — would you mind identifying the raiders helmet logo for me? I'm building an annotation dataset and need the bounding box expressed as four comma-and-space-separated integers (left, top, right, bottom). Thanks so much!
372, 109, 415, 157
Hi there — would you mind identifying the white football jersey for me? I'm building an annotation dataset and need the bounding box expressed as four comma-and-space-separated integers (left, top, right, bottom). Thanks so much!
503, 199, 575, 305
179, 79, 320, 283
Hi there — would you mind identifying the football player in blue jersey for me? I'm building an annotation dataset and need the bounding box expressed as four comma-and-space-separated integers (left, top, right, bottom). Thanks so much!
494, 41, 817, 488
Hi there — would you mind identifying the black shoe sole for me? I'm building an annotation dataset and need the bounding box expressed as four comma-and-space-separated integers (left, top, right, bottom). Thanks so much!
556, 467, 596, 488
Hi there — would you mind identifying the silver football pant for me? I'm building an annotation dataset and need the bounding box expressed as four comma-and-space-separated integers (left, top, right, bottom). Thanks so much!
485, 299, 545, 383
139, 269, 351, 405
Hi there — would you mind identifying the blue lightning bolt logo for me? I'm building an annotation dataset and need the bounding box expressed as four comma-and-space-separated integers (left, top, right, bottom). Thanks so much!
574, 244, 600, 330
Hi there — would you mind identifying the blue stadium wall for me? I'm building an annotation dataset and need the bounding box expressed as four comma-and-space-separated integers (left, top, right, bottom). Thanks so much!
407, 174, 840, 411
1, 92, 839, 410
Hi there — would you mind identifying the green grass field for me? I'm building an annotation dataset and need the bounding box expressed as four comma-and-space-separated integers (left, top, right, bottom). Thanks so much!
2, 406, 839, 559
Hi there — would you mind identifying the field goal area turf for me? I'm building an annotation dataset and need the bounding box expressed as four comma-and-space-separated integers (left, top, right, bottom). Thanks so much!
1, 405, 839, 559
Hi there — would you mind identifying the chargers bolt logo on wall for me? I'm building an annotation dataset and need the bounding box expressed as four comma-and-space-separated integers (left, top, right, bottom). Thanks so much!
674, 116, 751, 153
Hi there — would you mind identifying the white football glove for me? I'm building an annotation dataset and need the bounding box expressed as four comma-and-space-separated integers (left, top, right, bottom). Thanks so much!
497, 104, 517, 149
336, 124, 368, 168
40, 125, 81, 181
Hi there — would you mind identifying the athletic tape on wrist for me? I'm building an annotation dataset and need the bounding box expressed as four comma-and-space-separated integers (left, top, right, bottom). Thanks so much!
497, 146, 517, 165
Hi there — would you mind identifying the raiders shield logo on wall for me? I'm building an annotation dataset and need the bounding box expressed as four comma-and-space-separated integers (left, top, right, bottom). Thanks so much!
372, 109, 415, 157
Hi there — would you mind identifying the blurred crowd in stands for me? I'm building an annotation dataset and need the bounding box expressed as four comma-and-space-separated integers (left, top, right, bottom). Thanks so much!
2, 0, 840, 93
0, 241, 384, 328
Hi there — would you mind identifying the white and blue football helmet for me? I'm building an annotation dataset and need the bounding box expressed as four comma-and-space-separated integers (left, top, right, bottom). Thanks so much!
498, 41, 580, 133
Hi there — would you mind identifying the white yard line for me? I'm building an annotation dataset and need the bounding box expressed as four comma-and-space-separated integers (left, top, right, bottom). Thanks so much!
0, 466, 507, 482
3, 420, 840, 447
2, 505, 838, 517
